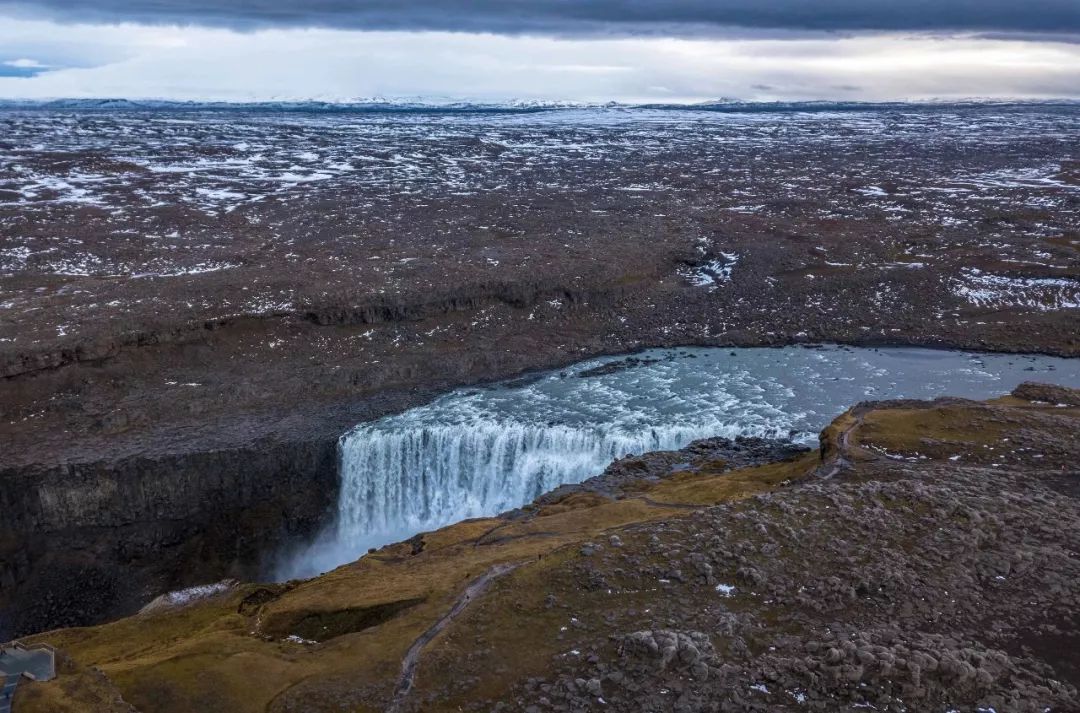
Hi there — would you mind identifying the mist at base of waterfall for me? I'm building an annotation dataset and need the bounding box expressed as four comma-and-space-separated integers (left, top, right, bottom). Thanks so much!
276, 345, 1080, 580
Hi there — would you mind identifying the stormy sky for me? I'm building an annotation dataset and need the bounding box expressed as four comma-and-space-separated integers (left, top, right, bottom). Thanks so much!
0, 0, 1077, 101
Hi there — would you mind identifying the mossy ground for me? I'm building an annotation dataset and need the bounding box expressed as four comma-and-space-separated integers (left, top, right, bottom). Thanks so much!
17, 388, 1079, 712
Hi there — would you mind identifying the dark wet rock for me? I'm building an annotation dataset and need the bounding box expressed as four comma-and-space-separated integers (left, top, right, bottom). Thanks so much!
1012, 381, 1080, 406
621, 630, 715, 675
0, 438, 337, 639
534, 436, 810, 505
577, 356, 665, 378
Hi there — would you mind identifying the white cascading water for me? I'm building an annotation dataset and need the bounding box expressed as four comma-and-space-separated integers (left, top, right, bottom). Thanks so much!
336, 418, 780, 545
278, 345, 1080, 579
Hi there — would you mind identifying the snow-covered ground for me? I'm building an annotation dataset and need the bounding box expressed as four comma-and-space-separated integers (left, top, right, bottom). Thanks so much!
953, 268, 1080, 311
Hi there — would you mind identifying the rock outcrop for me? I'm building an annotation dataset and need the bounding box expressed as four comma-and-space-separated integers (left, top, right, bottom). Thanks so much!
0, 438, 337, 638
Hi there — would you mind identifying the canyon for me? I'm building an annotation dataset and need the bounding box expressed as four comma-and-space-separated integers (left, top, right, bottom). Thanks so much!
12, 382, 1080, 712
1, 104, 1078, 643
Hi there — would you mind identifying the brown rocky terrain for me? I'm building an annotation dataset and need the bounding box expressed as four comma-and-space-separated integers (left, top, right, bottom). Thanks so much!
11, 382, 1080, 712
1, 105, 1078, 637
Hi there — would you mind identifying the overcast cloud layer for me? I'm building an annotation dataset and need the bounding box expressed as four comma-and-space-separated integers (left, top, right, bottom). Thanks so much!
3, 0, 1080, 36
0, 1, 1078, 103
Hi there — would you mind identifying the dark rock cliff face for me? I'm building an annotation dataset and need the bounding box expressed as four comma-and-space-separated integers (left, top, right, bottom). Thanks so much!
0, 279, 631, 380
532, 436, 811, 506
0, 438, 338, 639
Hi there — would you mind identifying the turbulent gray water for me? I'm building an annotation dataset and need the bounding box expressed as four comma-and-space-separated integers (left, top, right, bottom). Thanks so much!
282, 345, 1080, 578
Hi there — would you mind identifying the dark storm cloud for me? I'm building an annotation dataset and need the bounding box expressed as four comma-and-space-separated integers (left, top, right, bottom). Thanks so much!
2, 0, 1079, 35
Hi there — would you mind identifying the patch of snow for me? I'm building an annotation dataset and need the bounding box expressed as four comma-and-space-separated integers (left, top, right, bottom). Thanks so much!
284, 635, 317, 645
953, 268, 1080, 312
678, 252, 739, 291
140, 579, 236, 613
855, 185, 888, 197
132, 261, 240, 278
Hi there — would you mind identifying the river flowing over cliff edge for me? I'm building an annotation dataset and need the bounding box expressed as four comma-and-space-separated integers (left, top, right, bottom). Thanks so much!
278, 345, 1080, 578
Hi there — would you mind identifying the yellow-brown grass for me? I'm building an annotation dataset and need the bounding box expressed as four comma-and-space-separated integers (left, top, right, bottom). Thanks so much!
22, 447, 817, 712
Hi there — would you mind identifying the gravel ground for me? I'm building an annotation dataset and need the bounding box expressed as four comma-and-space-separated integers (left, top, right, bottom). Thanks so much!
411, 388, 1080, 712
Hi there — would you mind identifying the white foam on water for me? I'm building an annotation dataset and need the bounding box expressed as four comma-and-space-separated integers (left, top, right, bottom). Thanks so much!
279, 346, 1080, 579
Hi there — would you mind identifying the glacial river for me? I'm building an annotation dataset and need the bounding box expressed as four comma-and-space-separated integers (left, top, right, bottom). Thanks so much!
283, 345, 1080, 578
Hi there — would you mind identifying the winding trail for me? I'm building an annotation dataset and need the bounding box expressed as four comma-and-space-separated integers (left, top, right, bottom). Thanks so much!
387, 398, 961, 710
387, 561, 524, 713
638, 496, 702, 510
820, 405, 870, 478
818, 398, 974, 478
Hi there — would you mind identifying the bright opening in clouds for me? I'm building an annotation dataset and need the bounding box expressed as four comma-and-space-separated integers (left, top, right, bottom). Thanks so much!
0, 1, 1077, 102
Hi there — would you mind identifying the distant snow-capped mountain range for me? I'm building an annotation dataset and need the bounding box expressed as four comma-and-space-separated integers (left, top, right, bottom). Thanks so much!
0, 97, 1076, 113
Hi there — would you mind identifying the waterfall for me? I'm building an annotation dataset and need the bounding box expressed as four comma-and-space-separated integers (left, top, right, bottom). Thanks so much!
335, 417, 783, 546
275, 345, 1080, 580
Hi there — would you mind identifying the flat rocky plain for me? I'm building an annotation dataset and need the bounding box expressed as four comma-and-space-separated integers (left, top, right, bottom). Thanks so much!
2, 106, 1078, 464
1, 105, 1078, 636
